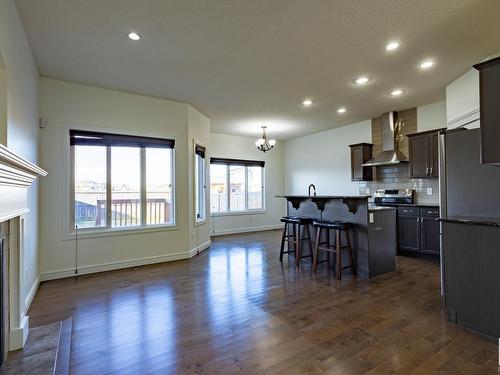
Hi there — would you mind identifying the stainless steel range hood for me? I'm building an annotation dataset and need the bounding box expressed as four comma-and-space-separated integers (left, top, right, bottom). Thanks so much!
362, 111, 408, 167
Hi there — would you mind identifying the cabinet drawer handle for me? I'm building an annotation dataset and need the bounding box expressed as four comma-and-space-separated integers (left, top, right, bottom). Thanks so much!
430, 167, 433, 175
426, 167, 429, 176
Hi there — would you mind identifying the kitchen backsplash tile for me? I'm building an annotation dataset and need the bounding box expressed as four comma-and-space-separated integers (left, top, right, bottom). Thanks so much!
358, 164, 439, 204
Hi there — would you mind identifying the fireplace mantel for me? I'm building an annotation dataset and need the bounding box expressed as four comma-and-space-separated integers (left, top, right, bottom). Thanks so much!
0, 144, 47, 187
0, 144, 46, 351
0, 144, 46, 223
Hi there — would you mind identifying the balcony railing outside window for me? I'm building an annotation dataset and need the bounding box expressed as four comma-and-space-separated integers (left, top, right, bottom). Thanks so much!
210, 192, 262, 213
75, 191, 171, 228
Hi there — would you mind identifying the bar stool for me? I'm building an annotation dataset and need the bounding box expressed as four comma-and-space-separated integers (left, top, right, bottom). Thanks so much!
279, 216, 314, 267
312, 220, 355, 279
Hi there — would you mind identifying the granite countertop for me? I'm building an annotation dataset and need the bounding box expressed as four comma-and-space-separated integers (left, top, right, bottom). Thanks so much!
404, 203, 439, 207
437, 216, 500, 227
369, 202, 439, 208
368, 205, 397, 212
276, 195, 371, 199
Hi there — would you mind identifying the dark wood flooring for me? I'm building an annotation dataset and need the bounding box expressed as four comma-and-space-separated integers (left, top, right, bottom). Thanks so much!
28, 230, 498, 374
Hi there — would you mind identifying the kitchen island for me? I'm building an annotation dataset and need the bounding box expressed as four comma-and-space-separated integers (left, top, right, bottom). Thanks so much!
438, 216, 500, 338
277, 195, 397, 279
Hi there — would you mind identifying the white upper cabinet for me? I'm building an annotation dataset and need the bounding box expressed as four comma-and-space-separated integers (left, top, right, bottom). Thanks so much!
446, 68, 480, 129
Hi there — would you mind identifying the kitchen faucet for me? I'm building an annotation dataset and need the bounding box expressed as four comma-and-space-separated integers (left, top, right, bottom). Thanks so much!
308, 184, 316, 196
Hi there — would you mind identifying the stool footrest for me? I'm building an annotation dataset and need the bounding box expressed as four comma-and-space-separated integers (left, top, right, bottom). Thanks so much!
285, 239, 310, 244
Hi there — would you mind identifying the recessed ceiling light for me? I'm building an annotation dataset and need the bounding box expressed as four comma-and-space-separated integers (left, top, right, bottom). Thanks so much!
386, 41, 400, 51
354, 76, 371, 85
337, 107, 347, 114
128, 32, 141, 41
390, 89, 405, 96
420, 60, 434, 69
302, 99, 313, 106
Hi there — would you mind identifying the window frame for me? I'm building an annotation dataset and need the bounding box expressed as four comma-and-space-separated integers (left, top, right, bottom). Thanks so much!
194, 142, 207, 224
67, 126, 176, 239
209, 158, 265, 216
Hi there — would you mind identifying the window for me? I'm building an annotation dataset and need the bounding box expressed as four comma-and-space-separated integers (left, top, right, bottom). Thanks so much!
74, 145, 107, 228
71, 130, 175, 231
194, 145, 206, 222
210, 158, 264, 214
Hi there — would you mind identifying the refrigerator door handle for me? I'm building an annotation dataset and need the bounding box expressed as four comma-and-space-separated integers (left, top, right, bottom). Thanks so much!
438, 130, 446, 299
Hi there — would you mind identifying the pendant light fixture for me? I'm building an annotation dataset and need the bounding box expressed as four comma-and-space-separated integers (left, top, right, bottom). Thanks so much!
255, 126, 276, 152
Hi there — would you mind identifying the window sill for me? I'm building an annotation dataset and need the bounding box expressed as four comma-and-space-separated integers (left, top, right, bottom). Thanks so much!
63, 224, 178, 241
210, 210, 267, 217
195, 219, 207, 226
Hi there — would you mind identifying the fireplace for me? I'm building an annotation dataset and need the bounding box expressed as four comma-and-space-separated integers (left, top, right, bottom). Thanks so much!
0, 145, 47, 353
0, 234, 3, 366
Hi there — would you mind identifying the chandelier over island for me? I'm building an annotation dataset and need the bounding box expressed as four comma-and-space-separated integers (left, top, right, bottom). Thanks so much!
255, 126, 276, 153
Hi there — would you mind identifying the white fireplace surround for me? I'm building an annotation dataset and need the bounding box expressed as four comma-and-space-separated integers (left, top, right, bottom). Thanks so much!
0, 144, 46, 350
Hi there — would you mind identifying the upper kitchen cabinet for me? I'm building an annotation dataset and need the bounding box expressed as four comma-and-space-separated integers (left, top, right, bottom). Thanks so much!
446, 69, 480, 129
474, 56, 500, 165
349, 143, 373, 181
407, 129, 444, 178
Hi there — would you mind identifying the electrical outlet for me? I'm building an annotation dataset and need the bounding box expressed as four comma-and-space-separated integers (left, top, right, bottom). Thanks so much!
427, 187, 433, 195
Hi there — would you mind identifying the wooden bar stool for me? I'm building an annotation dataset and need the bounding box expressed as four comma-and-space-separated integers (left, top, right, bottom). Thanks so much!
279, 216, 314, 267
312, 220, 356, 279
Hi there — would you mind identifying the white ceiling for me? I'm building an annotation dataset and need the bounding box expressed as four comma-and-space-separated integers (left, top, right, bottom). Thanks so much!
15, 0, 500, 140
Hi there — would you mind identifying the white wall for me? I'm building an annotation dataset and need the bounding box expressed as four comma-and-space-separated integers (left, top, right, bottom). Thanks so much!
39, 78, 208, 280
284, 101, 446, 196
0, 68, 6, 145
417, 101, 446, 132
187, 106, 211, 251
209, 133, 285, 235
446, 68, 480, 129
0, 0, 40, 314
284, 120, 372, 195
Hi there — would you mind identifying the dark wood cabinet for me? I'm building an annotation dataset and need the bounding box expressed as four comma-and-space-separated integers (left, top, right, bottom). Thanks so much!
443, 222, 500, 338
421, 208, 440, 254
397, 206, 440, 255
397, 214, 420, 253
349, 143, 373, 181
429, 132, 439, 178
408, 134, 428, 178
408, 129, 444, 178
474, 56, 500, 165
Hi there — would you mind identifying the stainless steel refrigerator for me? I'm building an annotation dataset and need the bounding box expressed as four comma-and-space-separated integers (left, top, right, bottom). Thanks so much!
439, 127, 500, 219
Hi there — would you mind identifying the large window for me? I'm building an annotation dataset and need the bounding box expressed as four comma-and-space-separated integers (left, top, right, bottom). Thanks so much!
71, 130, 175, 231
210, 158, 264, 214
195, 145, 206, 222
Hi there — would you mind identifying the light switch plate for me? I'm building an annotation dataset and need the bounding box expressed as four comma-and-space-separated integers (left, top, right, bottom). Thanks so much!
427, 187, 433, 195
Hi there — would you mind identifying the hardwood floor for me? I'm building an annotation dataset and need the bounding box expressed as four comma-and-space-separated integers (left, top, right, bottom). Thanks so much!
28, 230, 497, 374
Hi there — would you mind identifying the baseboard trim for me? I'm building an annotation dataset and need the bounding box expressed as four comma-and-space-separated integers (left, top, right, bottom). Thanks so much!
24, 276, 40, 312
40, 243, 211, 282
210, 224, 282, 237
190, 240, 211, 256
9, 315, 29, 350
